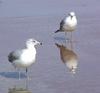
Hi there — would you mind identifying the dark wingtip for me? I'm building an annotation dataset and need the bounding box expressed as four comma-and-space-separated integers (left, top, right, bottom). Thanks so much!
8, 51, 15, 63
55, 30, 60, 33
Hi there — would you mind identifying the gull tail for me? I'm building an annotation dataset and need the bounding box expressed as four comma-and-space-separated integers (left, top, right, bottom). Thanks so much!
55, 29, 60, 33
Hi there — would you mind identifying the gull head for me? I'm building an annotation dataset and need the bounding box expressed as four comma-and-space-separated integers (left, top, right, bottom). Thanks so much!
26, 38, 42, 48
68, 12, 75, 19
69, 12, 75, 16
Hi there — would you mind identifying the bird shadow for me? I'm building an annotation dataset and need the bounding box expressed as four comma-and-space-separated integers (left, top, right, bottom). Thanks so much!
54, 36, 65, 41
0, 72, 26, 79
53, 36, 66, 44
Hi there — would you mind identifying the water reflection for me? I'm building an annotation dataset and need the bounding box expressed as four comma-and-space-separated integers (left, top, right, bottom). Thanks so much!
8, 79, 31, 93
55, 41, 78, 74
8, 87, 31, 93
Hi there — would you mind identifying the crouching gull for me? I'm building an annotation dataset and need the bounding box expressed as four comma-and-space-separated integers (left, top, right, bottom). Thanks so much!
55, 12, 77, 40
8, 38, 42, 79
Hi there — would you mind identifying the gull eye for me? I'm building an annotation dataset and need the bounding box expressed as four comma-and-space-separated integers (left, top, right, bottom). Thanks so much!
33, 40, 36, 43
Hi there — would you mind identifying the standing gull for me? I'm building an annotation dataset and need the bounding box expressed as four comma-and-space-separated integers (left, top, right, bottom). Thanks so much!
8, 38, 42, 79
55, 12, 77, 40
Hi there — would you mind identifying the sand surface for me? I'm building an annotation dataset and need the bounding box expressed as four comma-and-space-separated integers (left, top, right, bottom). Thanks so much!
0, 0, 100, 93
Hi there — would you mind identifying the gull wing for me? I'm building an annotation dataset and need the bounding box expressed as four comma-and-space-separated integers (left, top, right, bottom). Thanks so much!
8, 50, 23, 63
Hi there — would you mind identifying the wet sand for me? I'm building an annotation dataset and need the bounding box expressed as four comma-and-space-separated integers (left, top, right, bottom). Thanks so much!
0, 0, 100, 93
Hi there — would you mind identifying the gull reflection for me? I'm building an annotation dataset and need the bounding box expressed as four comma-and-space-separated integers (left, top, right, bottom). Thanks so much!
8, 79, 31, 93
55, 41, 78, 74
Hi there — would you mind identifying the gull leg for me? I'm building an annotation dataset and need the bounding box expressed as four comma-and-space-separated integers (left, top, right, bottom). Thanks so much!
70, 31, 73, 42
65, 32, 69, 43
65, 31, 67, 39
26, 68, 30, 80
13, 66, 21, 80
26, 68, 28, 78
18, 70, 21, 80
25, 76, 28, 90
26, 68, 28, 73
65, 31, 71, 47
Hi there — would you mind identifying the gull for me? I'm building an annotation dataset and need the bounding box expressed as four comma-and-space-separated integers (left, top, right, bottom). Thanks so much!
55, 42, 78, 74
55, 12, 77, 40
8, 38, 42, 79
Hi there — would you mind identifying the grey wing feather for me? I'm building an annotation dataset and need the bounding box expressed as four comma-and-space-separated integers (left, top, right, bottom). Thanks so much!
55, 18, 65, 33
60, 19, 65, 30
8, 50, 23, 63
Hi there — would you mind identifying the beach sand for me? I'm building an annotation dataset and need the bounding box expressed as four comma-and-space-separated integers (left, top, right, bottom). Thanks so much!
0, 0, 100, 92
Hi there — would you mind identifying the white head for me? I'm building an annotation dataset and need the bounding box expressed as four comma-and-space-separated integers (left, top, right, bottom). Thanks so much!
26, 38, 42, 48
68, 12, 76, 19
69, 12, 75, 16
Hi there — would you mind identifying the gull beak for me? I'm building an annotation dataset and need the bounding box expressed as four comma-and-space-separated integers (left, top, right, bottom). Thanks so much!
37, 41, 42, 45
68, 13, 73, 19
34, 40, 42, 46
40, 42, 42, 45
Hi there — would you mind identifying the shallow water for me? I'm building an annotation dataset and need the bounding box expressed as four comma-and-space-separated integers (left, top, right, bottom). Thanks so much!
0, 0, 100, 93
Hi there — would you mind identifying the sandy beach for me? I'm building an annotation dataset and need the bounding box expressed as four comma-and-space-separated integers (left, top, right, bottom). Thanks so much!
0, 0, 100, 93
